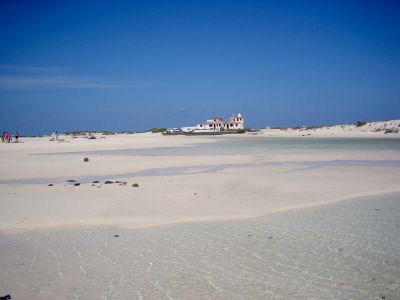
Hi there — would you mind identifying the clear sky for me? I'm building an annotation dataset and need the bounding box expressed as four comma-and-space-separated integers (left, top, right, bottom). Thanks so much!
0, 0, 399, 135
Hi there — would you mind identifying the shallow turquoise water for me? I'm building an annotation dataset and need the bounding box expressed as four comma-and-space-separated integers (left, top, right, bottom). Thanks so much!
44, 137, 400, 157
1, 192, 399, 299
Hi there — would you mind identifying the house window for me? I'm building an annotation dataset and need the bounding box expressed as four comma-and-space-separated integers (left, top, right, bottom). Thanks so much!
230, 124, 233, 127
209, 124, 212, 127
200, 125, 203, 127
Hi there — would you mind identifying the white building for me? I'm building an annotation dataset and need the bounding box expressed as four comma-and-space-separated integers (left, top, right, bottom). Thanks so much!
195, 113, 244, 132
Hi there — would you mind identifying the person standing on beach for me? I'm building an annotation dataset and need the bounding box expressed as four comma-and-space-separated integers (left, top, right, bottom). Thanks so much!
1, 132, 4, 143
4, 132, 8, 143
14, 131, 19, 143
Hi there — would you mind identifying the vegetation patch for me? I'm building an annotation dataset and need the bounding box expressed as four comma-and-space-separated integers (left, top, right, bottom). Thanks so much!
150, 128, 167, 133
355, 121, 368, 127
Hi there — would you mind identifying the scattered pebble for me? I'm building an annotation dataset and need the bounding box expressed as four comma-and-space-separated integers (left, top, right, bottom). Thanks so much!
194, 192, 197, 195
268, 236, 273, 239
67, 179, 76, 183
74, 183, 81, 186
132, 183, 139, 187
105, 181, 113, 184
92, 180, 99, 183
48, 184, 53, 187
114, 234, 119, 238
84, 157, 89, 162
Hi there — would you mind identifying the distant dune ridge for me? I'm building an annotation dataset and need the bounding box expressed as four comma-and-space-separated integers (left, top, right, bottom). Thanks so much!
261, 119, 400, 137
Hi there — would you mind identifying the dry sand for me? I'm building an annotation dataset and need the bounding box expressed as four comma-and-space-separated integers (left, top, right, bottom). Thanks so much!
0, 132, 400, 299
0, 132, 399, 232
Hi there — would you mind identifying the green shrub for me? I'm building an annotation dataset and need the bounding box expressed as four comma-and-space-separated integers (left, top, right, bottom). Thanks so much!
150, 128, 167, 133
355, 121, 368, 127
306, 125, 325, 130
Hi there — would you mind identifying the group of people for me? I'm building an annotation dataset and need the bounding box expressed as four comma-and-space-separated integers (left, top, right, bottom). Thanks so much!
1, 131, 19, 143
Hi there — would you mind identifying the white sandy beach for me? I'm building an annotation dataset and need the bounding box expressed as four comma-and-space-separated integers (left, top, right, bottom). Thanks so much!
0, 130, 399, 232
0, 130, 400, 299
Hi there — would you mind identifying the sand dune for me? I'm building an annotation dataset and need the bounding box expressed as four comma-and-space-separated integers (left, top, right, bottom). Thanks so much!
260, 119, 400, 137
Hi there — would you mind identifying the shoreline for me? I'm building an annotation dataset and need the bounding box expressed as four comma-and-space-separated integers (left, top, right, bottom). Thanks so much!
2, 188, 400, 235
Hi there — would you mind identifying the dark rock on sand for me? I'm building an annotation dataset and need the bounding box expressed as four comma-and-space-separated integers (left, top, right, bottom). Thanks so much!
132, 183, 139, 187
84, 157, 89, 162
384, 128, 399, 134
114, 234, 119, 238
74, 183, 81, 186
67, 179, 76, 182
48, 184, 53, 186
92, 180, 99, 183
0, 294, 11, 300
105, 181, 113, 184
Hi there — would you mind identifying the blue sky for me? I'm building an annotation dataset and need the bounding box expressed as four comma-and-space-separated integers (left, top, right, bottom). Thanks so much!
0, 0, 399, 135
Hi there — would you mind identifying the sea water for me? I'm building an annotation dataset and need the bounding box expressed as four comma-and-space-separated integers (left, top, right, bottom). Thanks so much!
1, 192, 399, 299
44, 136, 400, 156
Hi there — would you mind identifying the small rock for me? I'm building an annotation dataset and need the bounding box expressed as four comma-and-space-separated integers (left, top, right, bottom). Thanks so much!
92, 180, 99, 184
338, 248, 343, 251
114, 234, 119, 238
374, 208, 381, 211
105, 181, 113, 184
248, 234, 253, 237
194, 192, 197, 195
132, 183, 139, 187
84, 157, 89, 162
48, 184, 53, 187
74, 183, 81, 186
268, 236, 273, 239
67, 179, 76, 182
